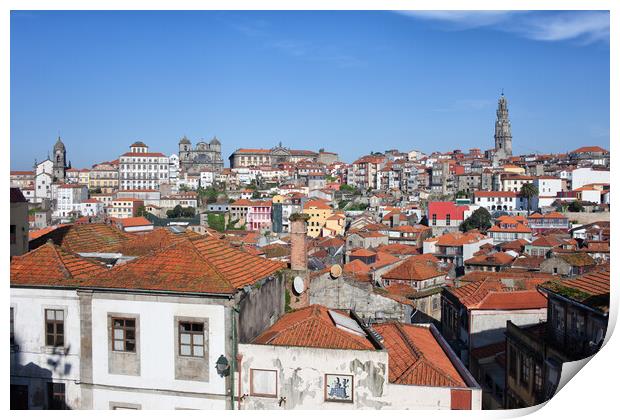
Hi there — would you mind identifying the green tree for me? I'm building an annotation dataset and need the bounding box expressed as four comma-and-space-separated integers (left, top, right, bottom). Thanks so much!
519, 183, 539, 215
568, 200, 584, 212
460, 207, 492, 232
251, 191, 261, 199
136, 205, 147, 217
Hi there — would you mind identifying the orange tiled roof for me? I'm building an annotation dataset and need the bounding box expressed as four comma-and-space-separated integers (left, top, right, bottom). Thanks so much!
100, 228, 194, 256
371, 251, 400, 269
448, 277, 547, 310
11, 242, 107, 286
253, 305, 376, 350
375, 243, 419, 256
88, 235, 285, 294
570, 146, 608, 154
382, 254, 445, 281
465, 252, 515, 266
303, 199, 331, 210
29, 223, 133, 254
488, 223, 531, 234
112, 216, 152, 227
435, 231, 487, 247
374, 323, 466, 387
555, 267, 609, 297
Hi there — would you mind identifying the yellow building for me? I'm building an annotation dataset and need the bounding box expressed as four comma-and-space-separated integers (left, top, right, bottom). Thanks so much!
78, 169, 91, 187
323, 211, 346, 237
89, 162, 119, 193
502, 164, 525, 175
272, 194, 285, 204
303, 199, 333, 238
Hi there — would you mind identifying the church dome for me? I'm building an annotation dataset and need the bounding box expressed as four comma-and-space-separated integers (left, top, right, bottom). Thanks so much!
54, 136, 66, 151
209, 136, 221, 145
179, 136, 191, 145
131, 141, 147, 148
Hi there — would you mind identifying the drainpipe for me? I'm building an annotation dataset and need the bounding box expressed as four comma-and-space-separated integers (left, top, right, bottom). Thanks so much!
230, 306, 239, 410
237, 353, 243, 410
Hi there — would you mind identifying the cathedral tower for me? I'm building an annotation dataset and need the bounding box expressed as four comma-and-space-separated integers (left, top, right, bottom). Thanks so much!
494, 92, 513, 157
52, 136, 67, 182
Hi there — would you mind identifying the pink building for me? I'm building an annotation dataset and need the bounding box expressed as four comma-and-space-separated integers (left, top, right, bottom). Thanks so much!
247, 201, 272, 231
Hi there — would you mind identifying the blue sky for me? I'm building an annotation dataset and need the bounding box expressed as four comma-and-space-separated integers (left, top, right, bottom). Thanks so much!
10, 10, 610, 169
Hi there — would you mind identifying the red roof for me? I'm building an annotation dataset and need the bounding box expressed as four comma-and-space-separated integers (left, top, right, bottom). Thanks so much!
81, 235, 285, 294
382, 255, 445, 281
112, 216, 152, 228
570, 146, 608, 154
448, 277, 548, 310
427, 202, 468, 221
11, 242, 108, 286
373, 323, 467, 387
253, 305, 375, 350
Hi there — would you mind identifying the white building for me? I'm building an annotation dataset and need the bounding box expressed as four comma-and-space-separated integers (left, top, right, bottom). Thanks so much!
533, 176, 563, 208
119, 142, 170, 191
473, 191, 532, 212
10, 236, 286, 410
168, 153, 179, 182
200, 171, 215, 188
52, 184, 89, 219
571, 167, 610, 190
79, 198, 105, 217
108, 198, 144, 219
239, 305, 481, 410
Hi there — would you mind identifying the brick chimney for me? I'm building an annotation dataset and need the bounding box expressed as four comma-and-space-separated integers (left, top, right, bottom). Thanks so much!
289, 213, 310, 271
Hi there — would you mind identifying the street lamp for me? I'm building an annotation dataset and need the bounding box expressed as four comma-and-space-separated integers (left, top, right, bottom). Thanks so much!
215, 354, 230, 377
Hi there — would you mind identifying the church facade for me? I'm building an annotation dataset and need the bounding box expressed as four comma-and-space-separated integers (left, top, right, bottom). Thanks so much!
178, 136, 224, 173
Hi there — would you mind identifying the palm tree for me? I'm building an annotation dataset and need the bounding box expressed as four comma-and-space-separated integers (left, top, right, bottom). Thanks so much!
519, 183, 539, 215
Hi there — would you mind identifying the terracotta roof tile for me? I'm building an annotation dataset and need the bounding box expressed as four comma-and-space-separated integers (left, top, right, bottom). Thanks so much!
374, 323, 467, 387
253, 305, 375, 350
382, 255, 445, 281
29, 223, 133, 254
11, 242, 107, 286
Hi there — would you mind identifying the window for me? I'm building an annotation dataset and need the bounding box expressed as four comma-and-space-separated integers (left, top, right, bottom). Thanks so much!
47, 382, 66, 410
432, 214, 437, 226
250, 369, 278, 397
519, 353, 531, 385
179, 322, 204, 357
534, 363, 543, 393
45, 309, 64, 347
446, 214, 451, 226
10, 225, 16, 244
112, 318, 136, 352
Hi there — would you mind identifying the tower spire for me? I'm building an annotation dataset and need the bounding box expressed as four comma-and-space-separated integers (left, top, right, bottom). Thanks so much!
494, 91, 512, 157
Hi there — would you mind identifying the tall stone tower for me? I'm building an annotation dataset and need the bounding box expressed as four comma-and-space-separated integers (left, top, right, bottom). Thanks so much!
52, 136, 67, 182
494, 93, 513, 157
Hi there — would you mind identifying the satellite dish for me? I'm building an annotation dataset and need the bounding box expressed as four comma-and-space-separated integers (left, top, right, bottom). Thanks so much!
293, 276, 305, 295
330, 264, 342, 279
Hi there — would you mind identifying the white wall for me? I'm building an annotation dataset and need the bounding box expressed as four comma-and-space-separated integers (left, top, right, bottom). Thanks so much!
239, 343, 480, 410
90, 297, 228, 409
470, 308, 547, 349
571, 168, 610, 190
10, 288, 83, 409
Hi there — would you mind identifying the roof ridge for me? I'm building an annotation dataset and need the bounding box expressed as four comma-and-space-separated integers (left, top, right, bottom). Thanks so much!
49, 243, 73, 279
393, 322, 423, 359
180, 237, 234, 287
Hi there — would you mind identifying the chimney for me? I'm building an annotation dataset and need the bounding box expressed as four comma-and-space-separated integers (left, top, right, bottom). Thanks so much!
289, 213, 310, 271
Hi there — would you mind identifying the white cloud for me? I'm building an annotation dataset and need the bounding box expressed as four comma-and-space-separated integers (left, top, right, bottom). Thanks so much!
395, 10, 609, 45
